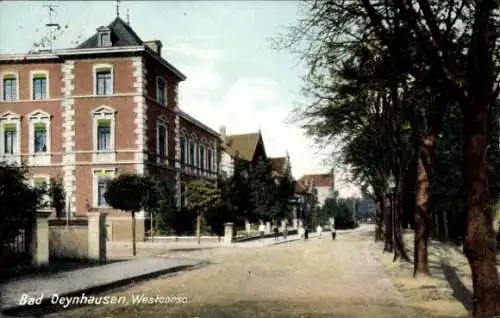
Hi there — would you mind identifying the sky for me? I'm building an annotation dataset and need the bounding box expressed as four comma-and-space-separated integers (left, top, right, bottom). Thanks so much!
0, 0, 360, 198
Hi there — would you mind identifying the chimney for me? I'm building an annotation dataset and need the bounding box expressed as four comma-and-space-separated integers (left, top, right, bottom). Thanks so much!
219, 125, 227, 142
145, 40, 163, 56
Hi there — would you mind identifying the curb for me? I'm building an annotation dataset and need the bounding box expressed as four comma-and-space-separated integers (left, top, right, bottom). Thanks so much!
1, 261, 205, 316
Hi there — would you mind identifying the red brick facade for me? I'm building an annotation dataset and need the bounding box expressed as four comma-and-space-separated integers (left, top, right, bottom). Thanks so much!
0, 17, 220, 241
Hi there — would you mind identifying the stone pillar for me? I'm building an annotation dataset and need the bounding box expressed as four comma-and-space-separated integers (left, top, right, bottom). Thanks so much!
88, 212, 107, 263
245, 219, 251, 233
31, 210, 51, 267
265, 221, 271, 234
281, 219, 287, 230
224, 223, 234, 244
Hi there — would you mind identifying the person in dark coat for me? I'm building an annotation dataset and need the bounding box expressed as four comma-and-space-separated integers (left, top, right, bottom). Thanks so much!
273, 226, 279, 240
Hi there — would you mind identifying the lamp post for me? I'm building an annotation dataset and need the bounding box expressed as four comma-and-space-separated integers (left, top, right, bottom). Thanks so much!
387, 175, 396, 249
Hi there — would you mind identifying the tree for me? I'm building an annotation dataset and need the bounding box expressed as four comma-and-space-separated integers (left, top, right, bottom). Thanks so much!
186, 179, 222, 244
275, 1, 500, 315
49, 177, 66, 218
104, 173, 150, 256
147, 174, 177, 235
0, 163, 40, 262
227, 154, 254, 225
248, 157, 276, 222
270, 166, 296, 222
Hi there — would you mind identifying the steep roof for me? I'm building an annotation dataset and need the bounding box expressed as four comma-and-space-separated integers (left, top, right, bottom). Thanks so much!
224, 132, 262, 161
77, 17, 143, 49
269, 157, 286, 175
298, 173, 334, 188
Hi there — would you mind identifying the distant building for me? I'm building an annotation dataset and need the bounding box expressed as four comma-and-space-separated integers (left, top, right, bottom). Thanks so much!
297, 170, 335, 207
219, 126, 267, 178
0, 16, 219, 241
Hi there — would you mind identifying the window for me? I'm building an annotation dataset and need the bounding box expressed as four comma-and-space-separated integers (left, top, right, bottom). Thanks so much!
34, 123, 47, 153
97, 177, 111, 206
180, 135, 186, 165
93, 169, 115, 207
3, 74, 17, 101
0, 112, 21, 164
92, 107, 116, 162
189, 139, 196, 166
3, 123, 16, 154
200, 143, 205, 170
27, 110, 51, 165
94, 65, 113, 95
32, 72, 48, 100
207, 148, 212, 172
157, 121, 167, 161
157, 77, 166, 105
97, 119, 111, 150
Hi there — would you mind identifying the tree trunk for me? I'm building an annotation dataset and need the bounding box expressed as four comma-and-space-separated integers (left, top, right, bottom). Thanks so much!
384, 196, 393, 252
393, 187, 410, 262
375, 200, 384, 241
462, 101, 500, 317
196, 212, 202, 245
132, 211, 136, 257
461, 3, 500, 315
414, 128, 439, 277
443, 208, 449, 241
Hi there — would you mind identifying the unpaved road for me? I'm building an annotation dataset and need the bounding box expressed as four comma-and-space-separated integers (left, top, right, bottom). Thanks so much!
44, 228, 432, 318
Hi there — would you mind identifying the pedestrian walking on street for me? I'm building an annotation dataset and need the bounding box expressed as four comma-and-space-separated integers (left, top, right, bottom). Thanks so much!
273, 225, 279, 240
316, 225, 323, 238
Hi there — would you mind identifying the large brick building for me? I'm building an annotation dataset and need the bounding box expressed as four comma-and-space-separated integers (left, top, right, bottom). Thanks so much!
0, 17, 220, 241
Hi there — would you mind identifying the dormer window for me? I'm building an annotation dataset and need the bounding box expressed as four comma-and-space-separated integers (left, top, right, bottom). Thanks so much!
97, 26, 112, 47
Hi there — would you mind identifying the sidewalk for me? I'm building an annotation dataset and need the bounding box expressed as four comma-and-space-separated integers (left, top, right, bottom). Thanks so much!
0, 257, 202, 313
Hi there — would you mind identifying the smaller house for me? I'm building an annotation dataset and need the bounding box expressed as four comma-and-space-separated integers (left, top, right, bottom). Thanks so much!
219, 126, 267, 178
297, 170, 335, 207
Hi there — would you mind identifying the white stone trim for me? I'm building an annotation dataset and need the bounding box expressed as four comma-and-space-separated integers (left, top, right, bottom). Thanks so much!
93, 63, 114, 95
0, 71, 19, 101
92, 168, 116, 208
61, 60, 76, 216
91, 105, 116, 163
29, 70, 50, 100
27, 109, 52, 166
0, 111, 21, 165
132, 56, 147, 175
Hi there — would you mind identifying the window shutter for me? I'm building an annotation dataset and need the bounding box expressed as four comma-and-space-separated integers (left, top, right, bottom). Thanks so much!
96, 170, 113, 177
3, 123, 16, 131
95, 67, 111, 73
97, 118, 111, 127
34, 122, 46, 130
33, 73, 47, 79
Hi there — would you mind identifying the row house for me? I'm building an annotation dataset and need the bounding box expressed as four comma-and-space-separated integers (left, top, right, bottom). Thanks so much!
0, 16, 220, 241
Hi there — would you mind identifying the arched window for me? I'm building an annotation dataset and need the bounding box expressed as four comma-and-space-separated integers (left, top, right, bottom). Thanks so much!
189, 134, 197, 167
199, 139, 206, 171
180, 132, 187, 165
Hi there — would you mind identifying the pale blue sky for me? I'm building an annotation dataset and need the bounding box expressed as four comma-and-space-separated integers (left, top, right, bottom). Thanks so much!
0, 0, 359, 197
